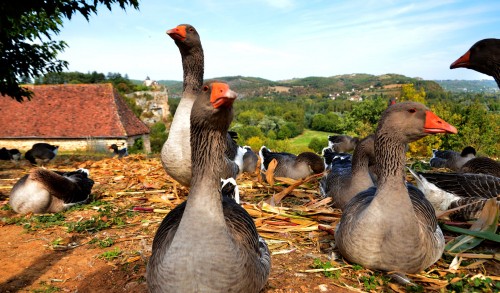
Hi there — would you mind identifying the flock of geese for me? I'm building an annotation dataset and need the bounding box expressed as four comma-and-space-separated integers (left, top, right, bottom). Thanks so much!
4, 22, 499, 292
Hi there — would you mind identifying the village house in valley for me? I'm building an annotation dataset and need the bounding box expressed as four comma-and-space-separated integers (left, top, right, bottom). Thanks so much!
0, 83, 151, 153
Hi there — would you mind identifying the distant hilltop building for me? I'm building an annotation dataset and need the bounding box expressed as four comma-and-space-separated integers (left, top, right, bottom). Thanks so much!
143, 76, 159, 87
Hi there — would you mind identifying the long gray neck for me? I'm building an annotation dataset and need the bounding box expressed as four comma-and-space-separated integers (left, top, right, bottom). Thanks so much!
181, 46, 204, 95
351, 144, 371, 174
374, 134, 406, 189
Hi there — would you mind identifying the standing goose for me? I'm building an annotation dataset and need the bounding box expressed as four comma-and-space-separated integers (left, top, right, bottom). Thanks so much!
9, 168, 94, 214
160, 24, 244, 186
320, 135, 376, 210
160, 24, 204, 187
450, 38, 500, 88
429, 146, 476, 171
147, 82, 270, 292
335, 102, 457, 274
259, 146, 325, 180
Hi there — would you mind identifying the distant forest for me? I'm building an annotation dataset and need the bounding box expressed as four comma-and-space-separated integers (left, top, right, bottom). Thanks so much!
34, 71, 500, 157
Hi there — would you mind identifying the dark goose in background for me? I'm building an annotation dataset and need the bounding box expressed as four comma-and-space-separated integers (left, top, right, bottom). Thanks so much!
259, 146, 324, 180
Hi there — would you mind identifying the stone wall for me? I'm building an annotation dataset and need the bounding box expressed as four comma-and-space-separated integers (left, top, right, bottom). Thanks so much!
0, 138, 129, 153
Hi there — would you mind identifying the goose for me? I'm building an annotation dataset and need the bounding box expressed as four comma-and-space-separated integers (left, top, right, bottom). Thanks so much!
408, 169, 500, 220
335, 101, 457, 274
24, 143, 59, 165
429, 146, 476, 171
147, 82, 270, 292
450, 38, 500, 88
160, 24, 244, 186
320, 135, 376, 210
459, 156, 500, 177
241, 146, 259, 173
321, 147, 352, 171
109, 144, 128, 158
259, 146, 324, 180
328, 135, 359, 153
9, 168, 94, 214
0, 147, 21, 161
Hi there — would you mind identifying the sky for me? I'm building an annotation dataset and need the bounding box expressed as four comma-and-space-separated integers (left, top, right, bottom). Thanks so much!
57, 0, 500, 82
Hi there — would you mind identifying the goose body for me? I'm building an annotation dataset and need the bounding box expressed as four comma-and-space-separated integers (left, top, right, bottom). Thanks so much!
450, 38, 500, 88
109, 144, 128, 158
459, 156, 500, 177
320, 135, 375, 210
0, 147, 21, 161
429, 146, 476, 171
335, 102, 457, 273
259, 146, 324, 180
321, 147, 351, 171
409, 169, 500, 220
25, 143, 58, 165
9, 168, 94, 214
241, 146, 259, 173
147, 82, 270, 292
328, 135, 359, 153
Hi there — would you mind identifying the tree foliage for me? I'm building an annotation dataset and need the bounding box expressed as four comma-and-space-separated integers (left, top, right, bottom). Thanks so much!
0, 0, 139, 102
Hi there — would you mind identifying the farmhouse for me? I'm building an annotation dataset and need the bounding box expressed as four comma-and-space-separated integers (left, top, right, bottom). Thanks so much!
0, 83, 151, 153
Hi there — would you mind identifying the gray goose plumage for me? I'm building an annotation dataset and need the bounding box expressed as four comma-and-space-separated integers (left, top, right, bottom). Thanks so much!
429, 146, 476, 171
459, 156, 500, 177
450, 38, 500, 89
319, 135, 375, 210
408, 169, 500, 220
9, 168, 94, 214
259, 146, 325, 180
328, 135, 359, 153
335, 102, 457, 274
147, 82, 270, 292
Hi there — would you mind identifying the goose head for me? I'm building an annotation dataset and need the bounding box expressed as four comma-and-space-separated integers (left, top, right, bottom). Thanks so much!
167, 24, 202, 53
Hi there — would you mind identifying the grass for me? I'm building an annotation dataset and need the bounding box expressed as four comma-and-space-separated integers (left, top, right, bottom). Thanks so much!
287, 129, 330, 153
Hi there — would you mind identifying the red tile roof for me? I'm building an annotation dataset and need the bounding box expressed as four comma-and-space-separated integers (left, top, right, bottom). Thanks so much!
0, 84, 149, 138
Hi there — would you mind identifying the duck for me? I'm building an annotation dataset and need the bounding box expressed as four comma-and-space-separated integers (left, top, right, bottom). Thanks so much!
147, 82, 271, 292
160, 24, 244, 186
328, 135, 359, 153
109, 144, 128, 158
9, 168, 94, 214
450, 38, 500, 88
335, 101, 457, 274
429, 146, 476, 171
24, 143, 59, 165
259, 146, 325, 180
320, 135, 375, 210
408, 169, 500, 220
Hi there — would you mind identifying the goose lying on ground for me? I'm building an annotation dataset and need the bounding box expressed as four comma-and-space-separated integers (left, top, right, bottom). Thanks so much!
147, 82, 270, 292
429, 146, 476, 171
320, 135, 375, 210
109, 144, 128, 158
328, 135, 359, 153
259, 146, 324, 180
25, 143, 59, 165
459, 156, 500, 177
9, 168, 94, 214
408, 169, 500, 220
335, 102, 457, 274
450, 38, 500, 88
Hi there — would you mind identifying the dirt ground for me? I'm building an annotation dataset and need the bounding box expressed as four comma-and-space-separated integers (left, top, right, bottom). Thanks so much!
0, 155, 498, 293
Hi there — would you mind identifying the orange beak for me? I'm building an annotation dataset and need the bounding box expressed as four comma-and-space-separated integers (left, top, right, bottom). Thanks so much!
210, 83, 237, 109
450, 50, 470, 69
166, 25, 187, 41
424, 110, 458, 134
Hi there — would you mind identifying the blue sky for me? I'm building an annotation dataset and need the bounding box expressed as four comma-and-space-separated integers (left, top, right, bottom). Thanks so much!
57, 0, 500, 82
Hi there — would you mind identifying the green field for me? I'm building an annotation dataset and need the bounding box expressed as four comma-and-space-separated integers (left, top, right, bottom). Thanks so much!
287, 129, 331, 153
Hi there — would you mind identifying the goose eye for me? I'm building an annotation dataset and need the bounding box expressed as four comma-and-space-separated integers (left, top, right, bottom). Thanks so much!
407, 108, 416, 113
202, 85, 209, 91
189, 28, 194, 32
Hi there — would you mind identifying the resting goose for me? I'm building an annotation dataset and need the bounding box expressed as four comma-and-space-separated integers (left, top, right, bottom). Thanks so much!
328, 135, 359, 153
320, 135, 375, 210
450, 38, 500, 88
0, 147, 21, 162
408, 169, 500, 220
459, 156, 500, 177
335, 102, 457, 274
160, 24, 244, 186
241, 146, 259, 173
429, 146, 476, 171
259, 146, 324, 180
147, 82, 270, 292
25, 143, 59, 165
322, 147, 351, 170
9, 168, 94, 214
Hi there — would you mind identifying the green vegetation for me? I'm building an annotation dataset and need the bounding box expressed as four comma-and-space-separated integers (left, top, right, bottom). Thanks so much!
99, 247, 122, 261
445, 273, 499, 292
311, 259, 341, 279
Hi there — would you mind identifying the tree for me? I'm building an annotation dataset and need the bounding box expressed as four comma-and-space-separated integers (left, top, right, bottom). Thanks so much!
1, 0, 139, 102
